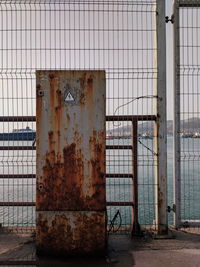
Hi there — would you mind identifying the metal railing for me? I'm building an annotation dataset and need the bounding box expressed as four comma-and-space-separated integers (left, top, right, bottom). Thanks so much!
174, 0, 200, 229
0, 114, 156, 235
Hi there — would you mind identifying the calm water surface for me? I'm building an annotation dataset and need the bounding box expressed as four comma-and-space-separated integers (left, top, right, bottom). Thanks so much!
0, 138, 200, 227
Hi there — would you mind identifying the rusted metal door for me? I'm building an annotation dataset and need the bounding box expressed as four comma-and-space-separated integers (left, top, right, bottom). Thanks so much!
36, 71, 106, 255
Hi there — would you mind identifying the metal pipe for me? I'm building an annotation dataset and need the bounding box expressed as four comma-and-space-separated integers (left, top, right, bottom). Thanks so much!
131, 120, 140, 235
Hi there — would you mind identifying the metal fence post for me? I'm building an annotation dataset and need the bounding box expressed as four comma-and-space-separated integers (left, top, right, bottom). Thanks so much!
173, 0, 181, 229
132, 119, 140, 235
155, 0, 168, 235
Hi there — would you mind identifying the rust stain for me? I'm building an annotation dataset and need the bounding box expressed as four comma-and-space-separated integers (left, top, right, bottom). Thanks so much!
36, 84, 42, 148
79, 73, 87, 109
48, 131, 54, 152
78, 73, 95, 133
66, 113, 70, 122
89, 130, 106, 204
49, 73, 55, 114
158, 186, 164, 210
86, 75, 94, 116
36, 71, 106, 255
49, 73, 62, 153
37, 71, 105, 211
87, 77, 93, 97
36, 212, 106, 256
79, 72, 87, 89
87, 76, 93, 85
79, 92, 86, 105
37, 138, 105, 211
79, 73, 94, 106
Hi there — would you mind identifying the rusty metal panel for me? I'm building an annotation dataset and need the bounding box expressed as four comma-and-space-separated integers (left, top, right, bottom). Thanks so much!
36, 211, 106, 256
36, 71, 106, 211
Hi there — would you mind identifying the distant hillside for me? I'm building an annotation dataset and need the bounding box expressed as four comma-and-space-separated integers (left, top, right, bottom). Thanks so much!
106, 117, 200, 136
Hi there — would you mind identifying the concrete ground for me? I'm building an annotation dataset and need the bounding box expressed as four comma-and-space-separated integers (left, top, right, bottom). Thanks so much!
0, 228, 200, 266
108, 230, 200, 267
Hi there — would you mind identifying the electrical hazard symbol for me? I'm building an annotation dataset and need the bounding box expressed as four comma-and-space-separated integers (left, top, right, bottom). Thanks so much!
64, 92, 75, 103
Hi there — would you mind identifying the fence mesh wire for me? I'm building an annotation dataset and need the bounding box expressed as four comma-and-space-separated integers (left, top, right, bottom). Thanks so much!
177, 2, 200, 228
0, 0, 157, 241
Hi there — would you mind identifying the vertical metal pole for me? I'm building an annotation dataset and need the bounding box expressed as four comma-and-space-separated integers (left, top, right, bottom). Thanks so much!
132, 119, 140, 235
173, 0, 181, 229
155, 0, 168, 235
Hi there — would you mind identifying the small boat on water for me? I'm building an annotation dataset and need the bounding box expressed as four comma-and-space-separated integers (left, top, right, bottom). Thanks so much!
0, 127, 36, 141
180, 133, 193, 138
139, 132, 153, 139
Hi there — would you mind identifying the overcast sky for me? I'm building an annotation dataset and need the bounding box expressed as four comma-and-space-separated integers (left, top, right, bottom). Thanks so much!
0, 0, 198, 133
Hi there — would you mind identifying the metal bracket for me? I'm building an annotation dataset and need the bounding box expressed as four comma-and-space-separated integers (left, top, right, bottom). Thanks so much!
165, 14, 174, 24
167, 204, 176, 213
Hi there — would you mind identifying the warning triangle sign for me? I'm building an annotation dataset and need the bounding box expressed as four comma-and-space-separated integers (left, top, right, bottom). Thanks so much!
65, 92, 75, 102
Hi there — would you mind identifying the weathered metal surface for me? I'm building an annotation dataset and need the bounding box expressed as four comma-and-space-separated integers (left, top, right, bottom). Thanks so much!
155, 0, 168, 235
36, 70, 106, 211
36, 211, 106, 256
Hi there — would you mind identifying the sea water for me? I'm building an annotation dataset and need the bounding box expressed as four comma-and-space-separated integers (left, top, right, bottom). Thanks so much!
0, 138, 200, 227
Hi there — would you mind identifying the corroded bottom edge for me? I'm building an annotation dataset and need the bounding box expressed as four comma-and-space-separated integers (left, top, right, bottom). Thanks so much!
36, 211, 107, 256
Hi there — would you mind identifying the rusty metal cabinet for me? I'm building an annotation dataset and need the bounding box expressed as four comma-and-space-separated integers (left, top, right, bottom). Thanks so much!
36, 71, 106, 256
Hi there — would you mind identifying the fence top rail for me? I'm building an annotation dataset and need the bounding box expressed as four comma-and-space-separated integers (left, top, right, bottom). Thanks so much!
0, 145, 133, 151
106, 115, 156, 121
0, 115, 156, 122
178, 0, 200, 7
0, 173, 133, 179
0, 201, 134, 207
0, 1, 156, 6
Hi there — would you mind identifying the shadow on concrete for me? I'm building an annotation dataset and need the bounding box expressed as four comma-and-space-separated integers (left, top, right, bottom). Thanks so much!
1, 229, 200, 266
